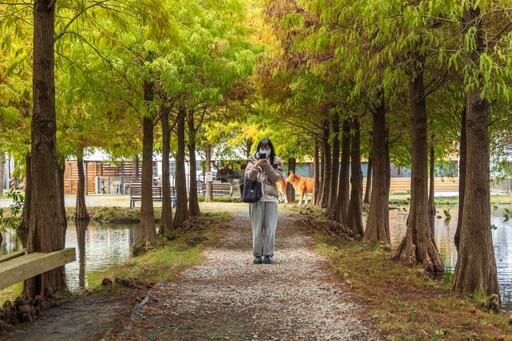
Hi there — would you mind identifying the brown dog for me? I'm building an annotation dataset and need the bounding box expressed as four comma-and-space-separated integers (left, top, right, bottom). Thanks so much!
286, 172, 314, 205
276, 176, 288, 204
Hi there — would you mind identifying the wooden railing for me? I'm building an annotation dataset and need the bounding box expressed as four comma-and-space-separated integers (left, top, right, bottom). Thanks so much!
0, 248, 76, 290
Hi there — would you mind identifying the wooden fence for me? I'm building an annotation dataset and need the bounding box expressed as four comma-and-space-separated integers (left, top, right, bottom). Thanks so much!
363, 177, 459, 194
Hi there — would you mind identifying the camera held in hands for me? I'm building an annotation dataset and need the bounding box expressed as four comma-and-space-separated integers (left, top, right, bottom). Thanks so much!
259, 152, 267, 160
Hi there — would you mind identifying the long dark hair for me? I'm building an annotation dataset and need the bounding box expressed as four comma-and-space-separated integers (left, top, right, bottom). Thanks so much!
256, 137, 276, 165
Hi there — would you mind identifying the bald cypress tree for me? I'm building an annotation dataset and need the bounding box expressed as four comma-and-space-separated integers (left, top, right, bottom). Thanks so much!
24, 0, 67, 298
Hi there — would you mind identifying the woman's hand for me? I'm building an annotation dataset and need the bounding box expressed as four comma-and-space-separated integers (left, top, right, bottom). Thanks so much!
255, 159, 268, 168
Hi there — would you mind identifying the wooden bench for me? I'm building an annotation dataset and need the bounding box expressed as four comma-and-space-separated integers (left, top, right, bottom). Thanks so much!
129, 184, 176, 208
211, 183, 233, 196
121, 177, 142, 194
0, 248, 76, 290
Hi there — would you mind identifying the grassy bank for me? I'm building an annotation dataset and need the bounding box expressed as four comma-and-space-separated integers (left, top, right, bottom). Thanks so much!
85, 210, 229, 289
285, 205, 512, 340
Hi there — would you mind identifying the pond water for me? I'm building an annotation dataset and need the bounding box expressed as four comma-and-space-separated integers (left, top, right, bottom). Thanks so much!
389, 206, 512, 311
0, 221, 135, 302
1, 206, 511, 311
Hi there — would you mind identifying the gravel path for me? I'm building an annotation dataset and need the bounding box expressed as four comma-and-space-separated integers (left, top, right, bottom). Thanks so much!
118, 206, 383, 340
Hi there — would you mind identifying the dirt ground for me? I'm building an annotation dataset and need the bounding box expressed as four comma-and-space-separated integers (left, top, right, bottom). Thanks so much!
2, 203, 381, 341
2, 290, 141, 341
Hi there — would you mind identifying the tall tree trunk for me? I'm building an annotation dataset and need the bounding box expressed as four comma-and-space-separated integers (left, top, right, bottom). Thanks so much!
335, 119, 350, 223
187, 110, 200, 216
205, 144, 213, 202
135, 156, 140, 178
320, 120, 331, 208
136, 81, 157, 248
286, 158, 296, 203
364, 151, 372, 204
326, 113, 340, 219
346, 117, 363, 237
18, 154, 31, 246
24, 0, 67, 298
58, 164, 66, 230
313, 139, 320, 205
173, 107, 189, 227
75, 156, 89, 221
428, 142, 435, 235
363, 94, 390, 243
452, 6, 499, 297
23, 0, 66, 297
0, 153, 5, 195
454, 107, 467, 252
159, 106, 173, 237
392, 61, 443, 273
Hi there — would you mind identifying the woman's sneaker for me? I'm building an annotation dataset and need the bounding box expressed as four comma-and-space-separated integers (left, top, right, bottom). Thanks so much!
253, 256, 262, 264
263, 256, 273, 264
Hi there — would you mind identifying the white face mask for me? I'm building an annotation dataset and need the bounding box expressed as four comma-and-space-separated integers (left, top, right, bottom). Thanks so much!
259, 149, 270, 158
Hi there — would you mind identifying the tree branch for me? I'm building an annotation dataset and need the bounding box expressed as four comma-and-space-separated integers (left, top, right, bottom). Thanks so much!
54, 0, 111, 42
47, 0, 57, 10
61, 31, 135, 89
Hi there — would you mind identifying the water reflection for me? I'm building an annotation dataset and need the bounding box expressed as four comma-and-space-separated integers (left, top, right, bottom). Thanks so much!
389, 207, 512, 311
0, 221, 135, 300
76, 220, 87, 289
66, 221, 134, 291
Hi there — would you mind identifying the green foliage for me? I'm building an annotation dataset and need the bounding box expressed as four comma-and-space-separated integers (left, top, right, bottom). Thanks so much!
2, 0, 512, 196
0, 189, 24, 230
443, 209, 451, 222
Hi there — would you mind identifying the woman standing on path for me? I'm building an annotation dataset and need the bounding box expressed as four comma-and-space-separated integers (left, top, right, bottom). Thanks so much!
245, 138, 284, 264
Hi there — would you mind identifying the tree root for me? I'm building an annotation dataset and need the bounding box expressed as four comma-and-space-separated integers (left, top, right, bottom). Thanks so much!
391, 237, 406, 261
392, 237, 444, 274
